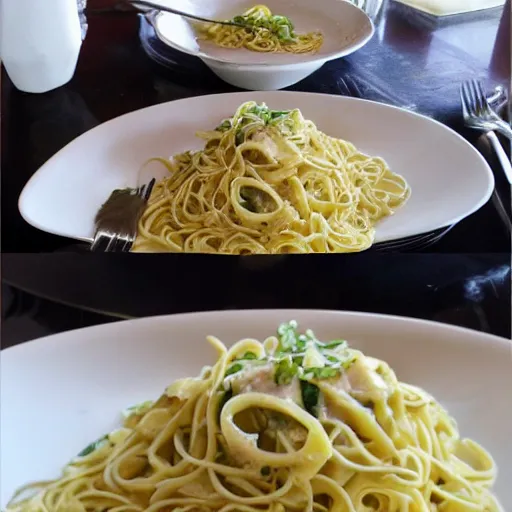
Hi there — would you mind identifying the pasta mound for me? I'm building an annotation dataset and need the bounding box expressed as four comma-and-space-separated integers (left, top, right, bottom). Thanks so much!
134, 102, 410, 254
7, 322, 502, 511
198, 5, 323, 54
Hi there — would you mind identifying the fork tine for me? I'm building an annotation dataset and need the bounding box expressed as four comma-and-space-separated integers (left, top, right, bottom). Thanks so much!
336, 76, 350, 97
460, 82, 469, 113
91, 181, 154, 252
466, 80, 479, 115
90, 234, 103, 252
121, 239, 134, 253
105, 234, 118, 252
345, 75, 363, 98
143, 178, 156, 201
468, 81, 481, 116
460, 81, 473, 115
470, 79, 483, 115
475, 80, 491, 114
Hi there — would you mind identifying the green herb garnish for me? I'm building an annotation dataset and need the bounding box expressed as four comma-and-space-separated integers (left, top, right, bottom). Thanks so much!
216, 119, 232, 132
235, 130, 245, 146
217, 103, 295, 146
240, 351, 258, 360
261, 465, 271, 476
77, 434, 108, 457
277, 320, 299, 352
225, 362, 244, 377
301, 381, 320, 417
274, 357, 299, 385
230, 10, 297, 43
218, 388, 233, 422
321, 340, 347, 350
305, 367, 338, 380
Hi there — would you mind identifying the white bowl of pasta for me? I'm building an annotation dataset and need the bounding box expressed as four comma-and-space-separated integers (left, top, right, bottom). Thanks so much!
1, 310, 511, 511
152, 0, 374, 90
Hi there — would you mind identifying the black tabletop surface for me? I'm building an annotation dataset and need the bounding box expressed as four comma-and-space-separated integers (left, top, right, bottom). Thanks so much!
2, 251, 511, 348
1, 0, 511, 347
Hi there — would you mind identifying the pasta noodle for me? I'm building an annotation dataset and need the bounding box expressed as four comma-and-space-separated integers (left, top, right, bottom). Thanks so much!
7, 321, 503, 512
197, 5, 323, 54
133, 101, 410, 253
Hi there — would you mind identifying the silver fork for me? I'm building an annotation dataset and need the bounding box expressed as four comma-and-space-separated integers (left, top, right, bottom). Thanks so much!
90, 179, 156, 252
460, 79, 512, 140
127, 0, 255, 29
461, 80, 512, 185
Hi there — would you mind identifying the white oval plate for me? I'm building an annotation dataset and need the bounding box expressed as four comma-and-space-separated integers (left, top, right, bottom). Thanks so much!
1, 310, 510, 508
18, 92, 494, 246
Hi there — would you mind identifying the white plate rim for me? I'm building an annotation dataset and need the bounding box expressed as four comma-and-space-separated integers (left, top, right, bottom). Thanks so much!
3, 309, 510, 357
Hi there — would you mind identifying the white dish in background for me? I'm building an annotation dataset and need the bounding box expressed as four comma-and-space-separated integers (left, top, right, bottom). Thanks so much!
392, 0, 505, 16
18, 91, 494, 247
1, 310, 511, 508
151, 0, 374, 90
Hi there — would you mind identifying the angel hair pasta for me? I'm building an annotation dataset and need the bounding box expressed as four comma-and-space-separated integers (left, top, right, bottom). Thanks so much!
133, 102, 411, 254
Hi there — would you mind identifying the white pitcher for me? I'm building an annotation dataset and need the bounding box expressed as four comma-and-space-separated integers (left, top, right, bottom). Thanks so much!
0, 0, 83, 93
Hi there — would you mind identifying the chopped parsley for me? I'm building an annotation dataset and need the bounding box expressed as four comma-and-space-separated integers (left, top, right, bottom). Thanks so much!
122, 400, 153, 419
219, 321, 354, 419
77, 434, 108, 457
231, 10, 297, 44
322, 340, 347, 350
273, 321, 355, 416
241, 351, 258, 360
217, 388, 233, 422
274, 357, 300, 385
301, 381, 320, 417
304, 367, 338, 380
215, 102, 297, 145
216, 119, 232, 132
260, 465, 271, 476
225, 362, 244, 377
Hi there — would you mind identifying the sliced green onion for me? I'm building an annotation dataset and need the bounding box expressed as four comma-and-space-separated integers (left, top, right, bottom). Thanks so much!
217, 388, 233, 422
301, 381, 320, 417
277, 321, 299, 352
122, 400, 153, 418
77, 435, 108, 457
216, 119, 232, 132
274, 357, 299, 385
225, 362, 244, 377
240, 351, 258, 360
261, 465, 271, 476
321, 340, 347, 350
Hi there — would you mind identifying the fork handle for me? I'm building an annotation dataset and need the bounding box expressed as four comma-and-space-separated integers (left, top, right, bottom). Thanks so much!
486, 131, 512, 185
494, 119, 512, 141
127, 0, 242, 27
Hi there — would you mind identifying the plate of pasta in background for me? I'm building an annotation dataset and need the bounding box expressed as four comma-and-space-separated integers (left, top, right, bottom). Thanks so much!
1, 310, 510, 511
149, 0, 374, 89
18, 91, 494, 253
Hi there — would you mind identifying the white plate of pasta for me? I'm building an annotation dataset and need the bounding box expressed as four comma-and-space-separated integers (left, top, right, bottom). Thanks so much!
18, 92, 494, 254
150, 0, 374, 90
1, 310, 510, 511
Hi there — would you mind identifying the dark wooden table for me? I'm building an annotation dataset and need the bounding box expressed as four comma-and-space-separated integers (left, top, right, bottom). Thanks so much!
1, 0, 511, 343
